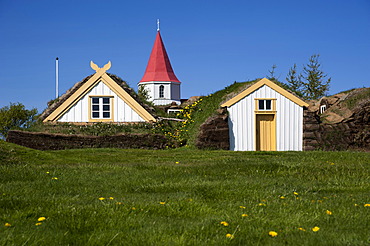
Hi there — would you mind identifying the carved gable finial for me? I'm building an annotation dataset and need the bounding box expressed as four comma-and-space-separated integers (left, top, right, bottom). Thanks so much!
90, 61, 111, 72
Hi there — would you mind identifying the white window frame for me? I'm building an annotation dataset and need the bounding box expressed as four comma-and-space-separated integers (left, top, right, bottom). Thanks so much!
89, 96, 113, 121
159, 85, 164, 98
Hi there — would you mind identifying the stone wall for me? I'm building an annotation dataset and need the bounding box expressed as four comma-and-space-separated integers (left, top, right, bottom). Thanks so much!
303, 101, 370, 151
196, 111, 230, 150
7, 130, 172, 150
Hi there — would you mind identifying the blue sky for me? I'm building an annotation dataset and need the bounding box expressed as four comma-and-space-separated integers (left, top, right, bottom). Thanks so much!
1, 0, 369, 112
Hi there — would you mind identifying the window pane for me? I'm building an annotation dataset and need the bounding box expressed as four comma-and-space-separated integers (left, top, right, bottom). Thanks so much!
258, 100, 265, 110
92, 112, 99, 118
92, 98, 99, 104
103, 98, 110, 104
159, 85, 164, 98
92, 105, 99, 111
103, 112, 110, 118
103, 105, 110, 111
266, 100, 272, 110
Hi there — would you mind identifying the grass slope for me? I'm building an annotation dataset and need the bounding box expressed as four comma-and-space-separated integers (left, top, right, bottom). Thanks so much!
1, 140, 370, 245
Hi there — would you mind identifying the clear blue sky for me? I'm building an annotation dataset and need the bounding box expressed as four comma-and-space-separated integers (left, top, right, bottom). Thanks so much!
1, 0, 369, 112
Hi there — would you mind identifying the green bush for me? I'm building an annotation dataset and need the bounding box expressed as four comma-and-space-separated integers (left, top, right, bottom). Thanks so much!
0, 103, 37, 138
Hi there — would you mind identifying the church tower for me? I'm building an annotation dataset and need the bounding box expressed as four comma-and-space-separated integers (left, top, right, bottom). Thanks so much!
138, 23, 181, 105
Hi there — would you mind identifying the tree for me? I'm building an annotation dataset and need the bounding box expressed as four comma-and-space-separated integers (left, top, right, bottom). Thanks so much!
301, 54, 331, 100
0, 103, 37, 138
285, 64, 304, 97
267, 64, 278, 82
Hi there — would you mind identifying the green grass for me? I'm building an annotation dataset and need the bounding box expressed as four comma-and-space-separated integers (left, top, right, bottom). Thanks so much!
1, 140, 370, 245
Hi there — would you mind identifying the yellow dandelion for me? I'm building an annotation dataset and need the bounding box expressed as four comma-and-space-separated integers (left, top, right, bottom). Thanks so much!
239, 206, 246, 209
4, 223, 11, 227
37, 217, 46, 222
159, 202, 166, 205
354, 204, 359, 206
242, 214, 248, 217
109, 197, 114, 200
326, 210, 332, 215
364, 204, 370, 207
98, 197, 105, 200
35, 222, 42, 226
46, 171, 50, 174
312, 226, 320, 232
294, 192, 299, 195
298, 227, 306, 231
258, 203, 266, 206
280, 196, 285, 199
226, 233, 234, 239
175, 161, 179, 164
220, 221, 229, 226
52, 177, 58, 180
268, 231, 278, 237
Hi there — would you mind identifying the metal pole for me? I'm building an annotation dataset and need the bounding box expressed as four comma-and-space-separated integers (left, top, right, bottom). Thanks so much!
56, 57, 59, 98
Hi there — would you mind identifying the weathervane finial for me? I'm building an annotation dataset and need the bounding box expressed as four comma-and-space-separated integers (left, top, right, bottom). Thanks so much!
157, 19, 160, 31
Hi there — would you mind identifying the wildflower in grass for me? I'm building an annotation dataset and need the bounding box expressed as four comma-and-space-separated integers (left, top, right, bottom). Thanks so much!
312, 226, 320, 232
241, 214, 248, 217
175, 161, 179, 164
280, 196, 285, 199
226, 233, 234, 239
109, 197, 114, 200
38, 217, 46, 222
326, 210, 332, 215
99, 197, 105, 200
268, 231, 278, 237
364, 204, 370, 207
35, 223, 42, 226
258, 203, 266, 206
46, 171, 50, 174
298, 227, 306, 231
132, 207, 136, 210
354, 204, 359, 206
239, 206, 246, 209
4, 223, 11, 227
116, 202, 122, 205
52, 177, 58, 180
159, 202, 166, 205
220, 221, 229, 226
294, 192, 299, 195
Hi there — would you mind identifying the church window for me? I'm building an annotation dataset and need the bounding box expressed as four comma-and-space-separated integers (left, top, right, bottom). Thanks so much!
159, 85, 164, 98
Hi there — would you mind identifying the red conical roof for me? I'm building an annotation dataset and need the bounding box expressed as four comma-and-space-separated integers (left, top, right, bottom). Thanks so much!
139, 31, 180, 83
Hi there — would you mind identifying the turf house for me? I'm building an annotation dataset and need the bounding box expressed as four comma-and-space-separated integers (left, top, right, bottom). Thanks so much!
221, 78, 309, 151
40, 61, 156, 123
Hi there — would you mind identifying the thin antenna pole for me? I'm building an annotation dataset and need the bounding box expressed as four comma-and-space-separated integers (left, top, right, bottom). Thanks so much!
55, 57, 59, 99
157, 19, 160, 31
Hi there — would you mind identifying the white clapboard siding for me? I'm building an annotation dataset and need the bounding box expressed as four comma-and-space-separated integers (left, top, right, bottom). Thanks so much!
228, 84, 303, 151
58, 81, 144, 122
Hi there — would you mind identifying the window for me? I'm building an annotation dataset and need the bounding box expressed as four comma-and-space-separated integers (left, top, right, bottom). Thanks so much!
159, 85, 164, 98
258, 99, 272, 110
91, 97, 111, 119
320, 105, 326, 114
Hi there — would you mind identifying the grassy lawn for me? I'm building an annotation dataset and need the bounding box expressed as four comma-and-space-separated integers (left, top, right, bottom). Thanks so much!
1, 140, 370, 245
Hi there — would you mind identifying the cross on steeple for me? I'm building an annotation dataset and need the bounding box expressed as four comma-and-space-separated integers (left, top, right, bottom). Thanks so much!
157, 19, 160, 31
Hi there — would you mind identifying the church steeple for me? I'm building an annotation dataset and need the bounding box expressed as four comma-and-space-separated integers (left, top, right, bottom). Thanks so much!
139, 30, 180, 83
138, 24, 181, 106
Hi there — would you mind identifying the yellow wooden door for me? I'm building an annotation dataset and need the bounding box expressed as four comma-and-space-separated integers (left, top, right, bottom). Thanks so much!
256, 114, 276, 151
